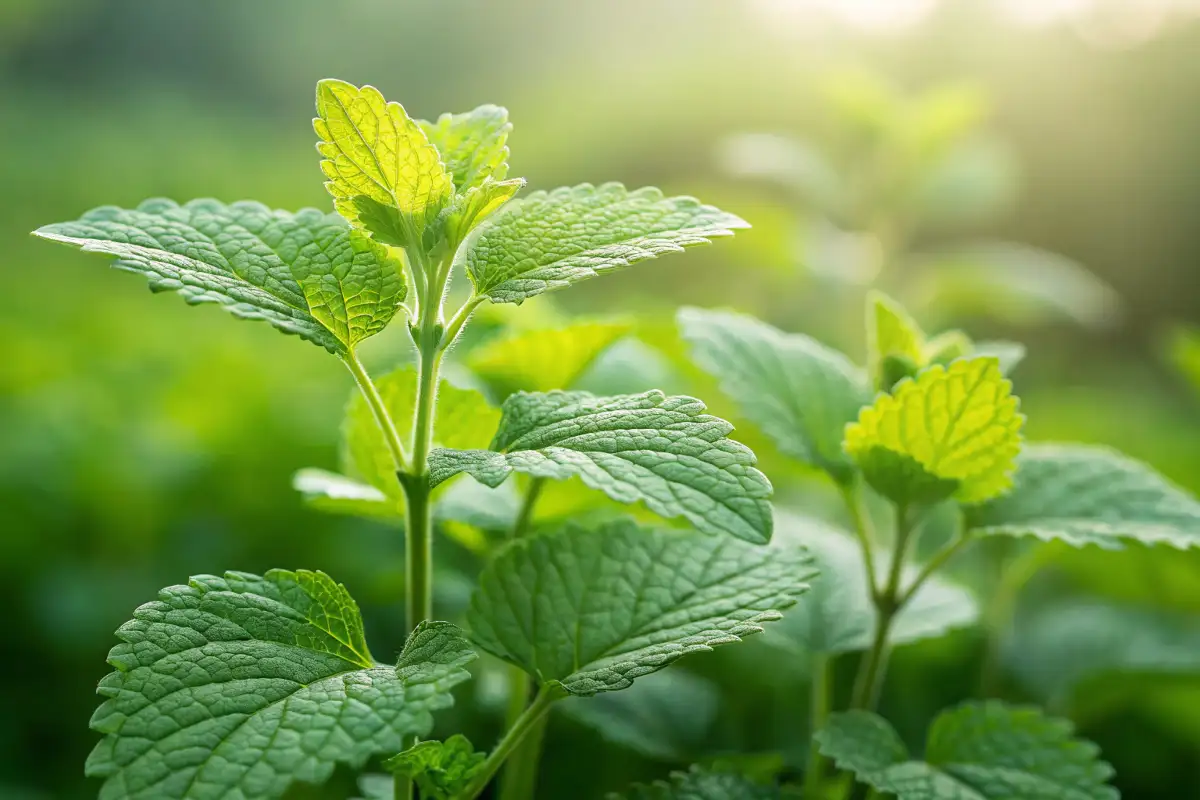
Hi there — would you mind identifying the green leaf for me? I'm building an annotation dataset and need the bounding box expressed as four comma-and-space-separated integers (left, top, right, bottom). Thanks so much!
869, 292, 925, 387
87, 571, 475, 800
678, 307, 870, 483
964, 443, 1200, 549
560, 670, 720, 761
419, 105, 512, 192
292, 467, 395, 519
428, 390, 774, 544
468, 319, 632, 396
1008, 598, 1200, 704
315, 79, 453, 245
766, 514, 978, 655
611, 766, 779, 799
466, 518, 814, 696
441, 177, 526, 251
817, 702, 1118, 800
354, 774, 394, 800
462, 183, 748, 304
34, 199, 406, 354
383, 734, 485, 799
844, 357, 1024, 505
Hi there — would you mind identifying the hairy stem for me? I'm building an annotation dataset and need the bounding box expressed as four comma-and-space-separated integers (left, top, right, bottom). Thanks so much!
840, 481, 880, 600
804, 654, 834, 796
458, 687, 559, 800
343, 348, 408, 473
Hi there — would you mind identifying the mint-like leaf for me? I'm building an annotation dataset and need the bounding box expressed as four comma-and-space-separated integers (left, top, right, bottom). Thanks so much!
468, 319, 632, 396
817, 702, 1118, 800
461, 183, 748, 304
466, 518, 814, 696
428, 390, 774, 543
767, 514, 978, 655
611, 765, 780, 799
965, 443, 1200, 549
35, 199, 406, 354
315, 79, 452, 245
383, 734, 485, 799
678, 307, 870, 483
87, 571, 474, 800
419, 105, 512, 192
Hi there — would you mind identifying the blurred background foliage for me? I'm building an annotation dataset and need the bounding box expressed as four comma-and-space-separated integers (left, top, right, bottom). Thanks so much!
3, 1, 1200, 798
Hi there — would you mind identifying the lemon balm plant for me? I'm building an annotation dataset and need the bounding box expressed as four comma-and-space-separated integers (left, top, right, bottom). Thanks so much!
34, 80, 819, 800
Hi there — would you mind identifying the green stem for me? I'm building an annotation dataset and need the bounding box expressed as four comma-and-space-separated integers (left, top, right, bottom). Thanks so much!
344, 349, 409, 473
850, 502, 914, 710
498, 712, 549, 800
897, 533, 972, 608
457, 687, 559, 800
394, 773, 413, 800
839, 481, 880, 600
804, 654, 834, 796
511, 478, 546, 540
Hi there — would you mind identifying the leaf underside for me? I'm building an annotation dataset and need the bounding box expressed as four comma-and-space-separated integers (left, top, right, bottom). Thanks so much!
466, 518, 815, 696
88, 570, 474, 800
428, 390, 774, 544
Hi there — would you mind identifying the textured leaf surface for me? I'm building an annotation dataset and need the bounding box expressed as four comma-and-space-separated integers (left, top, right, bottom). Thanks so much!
844, 358, 1023, 504
419, 105, 511, 192
441, 177, 526, 249
612, 766, 779, 799
560, 670, 720, 761
462, 183, 748, 304
383, 734, 485, 799
766, 514, 978, 654
678, 307, 870, 482
315, 79, 452, 242
87, 571, 475, 800
817, 702, 1118, 800
35, 199, 406, 354
466, 519, 814, 696
468, 320, 632, 395
428, 390, 774, 543
965, 443, 1200, 549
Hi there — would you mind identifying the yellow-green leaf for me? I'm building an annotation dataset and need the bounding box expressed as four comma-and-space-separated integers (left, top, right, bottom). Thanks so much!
418, 105, 512, 192
315, 79, 453, 244
868, 291, 924, 386
844, 357, 1024, 505
468, 320, 631, 396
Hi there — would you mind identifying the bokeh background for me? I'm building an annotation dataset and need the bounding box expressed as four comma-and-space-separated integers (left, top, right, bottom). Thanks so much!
4, 1, 1200, 798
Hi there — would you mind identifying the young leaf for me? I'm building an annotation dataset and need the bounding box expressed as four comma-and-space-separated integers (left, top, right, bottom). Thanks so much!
466, 518, 815, 696
817, 702, 1118, 800
441, 176, 526, 250
87, 571, 475, 800
468, 319, 632, 396
428, 390, 774, 543
383, 734, 485, 799
844, 357, 1024, 505
678, 307, 870, 483
315, 79, 453, 245
964, 443, 1200, 549
461, 183, 748, 304
611, 765, 780, 799
868, 291, 925, 387
34, 199, 406, 354
766, 514, 978, 655
419, 105, 512, 192
560, 670, 720, 761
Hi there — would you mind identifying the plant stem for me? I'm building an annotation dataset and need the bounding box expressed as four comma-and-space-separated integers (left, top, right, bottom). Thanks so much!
850, 502, 913, 710
394, 773, 413, 800
458, 687, 559, 800
498, 712, 549, 800
344, 348, 409, 473
896, 533, 972, 608
804, 654, 834, 796
839, 481, 880, 599
511, 478, 546, 540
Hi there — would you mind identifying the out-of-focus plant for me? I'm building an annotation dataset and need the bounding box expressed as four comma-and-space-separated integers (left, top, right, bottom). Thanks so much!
721, 71, 1120, 331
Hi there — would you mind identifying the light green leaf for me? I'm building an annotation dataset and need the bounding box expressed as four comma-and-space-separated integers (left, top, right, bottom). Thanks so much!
315, 79, 452, 245
87, 571, 475, 800
817, 702, 1118, 800
343, 367, 502, 496
869, 292, 925, 387
766, 514, 978, 655
419, 105, 512, 192
965, 443, 1200, 549
441, 177, 526, 251
354, 774, 394, 800
462, 183, 748, 304
428, 390, 774, 544
560, 670, 720, 761
466, 518, 814, 696
1008, 598, 1200, 704
292, 467, 395, 519
611, 765, 779, 799
844, 357, 1024, 505
34, 199, 406, 354
468, 319, 632, 395
678, 307, 870, 483
383, 734, 485, 799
